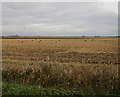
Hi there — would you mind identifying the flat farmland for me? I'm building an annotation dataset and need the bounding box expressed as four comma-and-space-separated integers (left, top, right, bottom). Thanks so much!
2, 37, 119, 95
2, 37, 118, 64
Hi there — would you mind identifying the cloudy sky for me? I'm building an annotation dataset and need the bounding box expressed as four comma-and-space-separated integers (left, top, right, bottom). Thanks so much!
2, 2, 118, 36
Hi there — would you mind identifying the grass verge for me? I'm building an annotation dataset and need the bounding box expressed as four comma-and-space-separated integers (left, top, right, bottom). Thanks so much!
2, 82, 84, 96
2, 82, 120, 97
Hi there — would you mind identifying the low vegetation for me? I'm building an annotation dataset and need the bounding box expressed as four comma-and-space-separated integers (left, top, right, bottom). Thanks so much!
2, 37, 119, 96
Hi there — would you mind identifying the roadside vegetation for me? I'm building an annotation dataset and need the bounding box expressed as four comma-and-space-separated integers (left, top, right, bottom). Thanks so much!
2, 37, 119, 96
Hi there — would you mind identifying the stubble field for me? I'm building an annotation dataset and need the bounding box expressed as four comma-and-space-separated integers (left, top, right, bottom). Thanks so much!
2, 37, 119, 95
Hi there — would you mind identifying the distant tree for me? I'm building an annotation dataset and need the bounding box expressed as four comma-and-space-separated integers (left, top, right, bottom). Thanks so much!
94, 36, 100, 37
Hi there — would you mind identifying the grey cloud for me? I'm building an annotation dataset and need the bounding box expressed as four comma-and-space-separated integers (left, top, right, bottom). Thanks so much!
2, 2, 117, 36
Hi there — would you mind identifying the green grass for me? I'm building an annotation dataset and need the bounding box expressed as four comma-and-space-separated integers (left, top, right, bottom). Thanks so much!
2, 82, 84, 96
2, 82, 120, 96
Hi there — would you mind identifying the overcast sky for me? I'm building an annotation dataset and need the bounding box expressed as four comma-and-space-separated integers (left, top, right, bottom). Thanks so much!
2, 2, 118, 36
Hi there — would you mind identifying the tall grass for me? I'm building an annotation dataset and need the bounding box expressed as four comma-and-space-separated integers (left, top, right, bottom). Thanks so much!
2, 61, 119, 95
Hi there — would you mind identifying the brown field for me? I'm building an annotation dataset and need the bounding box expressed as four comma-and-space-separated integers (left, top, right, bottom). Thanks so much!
2, 37, 119, 94
2, 37, 118, 64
